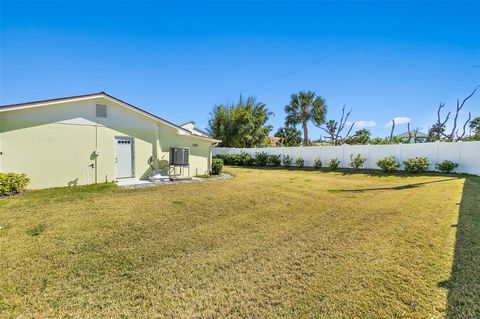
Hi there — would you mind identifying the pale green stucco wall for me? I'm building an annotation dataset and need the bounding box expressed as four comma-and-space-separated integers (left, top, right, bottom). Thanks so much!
0, 97, 214, 189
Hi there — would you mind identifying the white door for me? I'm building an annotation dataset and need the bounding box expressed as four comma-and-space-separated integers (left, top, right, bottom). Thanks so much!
115, 137, 134, 178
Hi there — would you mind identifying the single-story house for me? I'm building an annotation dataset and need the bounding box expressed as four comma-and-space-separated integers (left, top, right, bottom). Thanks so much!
395, 131, 428, 143
0, 92, 220, 189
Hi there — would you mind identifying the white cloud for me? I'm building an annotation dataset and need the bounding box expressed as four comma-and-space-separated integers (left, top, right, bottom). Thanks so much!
345, 120, 377, 129
353, 120, 377, 129
385, 117, 411, 127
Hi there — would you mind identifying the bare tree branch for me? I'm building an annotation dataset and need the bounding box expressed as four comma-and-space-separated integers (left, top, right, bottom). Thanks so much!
319, 105, 353, 145
437, 103, 450, 126
407, 122, 412, 143
389, 119, 396, 141
450, 88, 477, 140
335, 106, 352, 144
343, 122, 355, 142
413, 126, 422, 143
459, 112, 472, 140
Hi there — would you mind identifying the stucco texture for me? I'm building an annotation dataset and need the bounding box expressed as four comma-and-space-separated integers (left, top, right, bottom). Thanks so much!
0, 97, 214, 189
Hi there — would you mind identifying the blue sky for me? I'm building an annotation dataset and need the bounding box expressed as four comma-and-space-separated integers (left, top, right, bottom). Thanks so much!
1, 1, 479, 138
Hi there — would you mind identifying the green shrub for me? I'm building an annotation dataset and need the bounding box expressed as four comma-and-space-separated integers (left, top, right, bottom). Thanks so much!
238, 152, 255, 166
295, 157, 305, 168
211, 158, 224, 175
376, 156, 400, 173
282, 155, 292, 167
267, 154, 282, 166
255, 152, 269, 166
0, 173, 30, 196
328, 158, 340, 170
214, 154, 234, 165
349, 154, 367, 170
436, 160, 459, 173
313, 158, 322, 169
403, 157, 430, 173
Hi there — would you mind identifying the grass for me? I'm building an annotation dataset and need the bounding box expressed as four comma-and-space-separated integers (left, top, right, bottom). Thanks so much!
0, 167, 478, 318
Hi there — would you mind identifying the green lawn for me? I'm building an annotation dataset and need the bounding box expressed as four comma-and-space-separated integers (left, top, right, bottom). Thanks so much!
0, 167, 478, 318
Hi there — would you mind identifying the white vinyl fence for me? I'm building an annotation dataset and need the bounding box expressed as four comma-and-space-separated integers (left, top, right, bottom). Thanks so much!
213, 141, 480, 175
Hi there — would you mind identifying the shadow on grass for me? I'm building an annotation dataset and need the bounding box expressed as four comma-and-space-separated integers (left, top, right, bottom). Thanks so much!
327, 178, 459, 193
443, 175, 480, 318
227, 165, 468, 179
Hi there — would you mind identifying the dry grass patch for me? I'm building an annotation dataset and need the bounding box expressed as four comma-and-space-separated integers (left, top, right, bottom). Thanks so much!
0, 167, 478, 318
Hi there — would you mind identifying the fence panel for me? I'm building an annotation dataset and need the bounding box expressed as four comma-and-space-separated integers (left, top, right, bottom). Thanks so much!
212, 141, 480, 175
459, 142, 480, 175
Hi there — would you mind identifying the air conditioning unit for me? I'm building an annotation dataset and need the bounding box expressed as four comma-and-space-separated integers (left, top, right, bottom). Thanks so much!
169, 147, 189, 166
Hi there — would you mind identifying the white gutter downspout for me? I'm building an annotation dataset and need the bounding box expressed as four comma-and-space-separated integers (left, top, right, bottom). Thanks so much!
209, 142, 219, 174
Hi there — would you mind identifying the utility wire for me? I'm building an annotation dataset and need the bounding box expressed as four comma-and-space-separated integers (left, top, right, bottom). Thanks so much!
239, 42, 361, 93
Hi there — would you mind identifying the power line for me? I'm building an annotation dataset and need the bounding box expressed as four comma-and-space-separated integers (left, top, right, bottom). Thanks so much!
239, 42, 361, 93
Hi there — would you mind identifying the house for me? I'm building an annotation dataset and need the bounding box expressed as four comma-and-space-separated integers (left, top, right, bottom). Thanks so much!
395, 131, 428, 143
264, 136, 282, 147
0, 92, 220, 189
179, 121, 211, 138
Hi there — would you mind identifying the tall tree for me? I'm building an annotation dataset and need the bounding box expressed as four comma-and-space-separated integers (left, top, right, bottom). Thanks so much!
274, 127, 302, 146
345, 129, 371, 145
469, 116, 480, 140
284, 91, 327, 146
208, 96, 273, 147
469, 116, 480, 134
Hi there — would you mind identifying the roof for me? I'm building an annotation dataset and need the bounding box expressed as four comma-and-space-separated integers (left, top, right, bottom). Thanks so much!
396, 131, 428, 138
0, 92, 221, 143
179, 121, 212, 138
179, 120, 195, 126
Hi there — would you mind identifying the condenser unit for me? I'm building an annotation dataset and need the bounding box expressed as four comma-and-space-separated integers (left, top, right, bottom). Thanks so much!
169, 147, 190, 166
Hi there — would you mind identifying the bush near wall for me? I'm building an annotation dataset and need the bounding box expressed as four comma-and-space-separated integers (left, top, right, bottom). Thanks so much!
214, 152, 461, 175
313, 158, 322, 169
267, 155, 282, 166
211, 158, 224, 175
349, 154, 367, 170
403, 157, 430, 173
328, 158, 340, 170
282, 155, 292, 167
436, 160, 459, 173
0, 173, 30, 196
295, 157, 305, 168
376, 156, 401, 173
255, 152, 269, 166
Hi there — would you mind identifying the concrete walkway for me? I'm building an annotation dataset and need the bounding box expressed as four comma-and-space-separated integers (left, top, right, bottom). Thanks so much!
116, 173, 232, 189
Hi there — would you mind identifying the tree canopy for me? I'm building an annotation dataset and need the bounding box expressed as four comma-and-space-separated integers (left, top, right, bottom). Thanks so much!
207, 96, 273, 147
345, 129, 371, 145
284, 91, 327, 145
274, 127, 302, 146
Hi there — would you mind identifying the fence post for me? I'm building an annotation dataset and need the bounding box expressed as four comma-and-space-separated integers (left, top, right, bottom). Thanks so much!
458, 141, 462, 172
399, 143, 403, 168
319, 145, 322, 166
341, 144, 346, 168
367, 144, 371, 169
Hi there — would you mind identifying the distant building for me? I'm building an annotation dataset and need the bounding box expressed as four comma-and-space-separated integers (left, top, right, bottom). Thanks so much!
264, 136, 282, 147
395, 131, 428, 143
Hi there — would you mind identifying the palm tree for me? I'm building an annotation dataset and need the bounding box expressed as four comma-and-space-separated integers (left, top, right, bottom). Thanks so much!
284, 91, 327, 145
274, 127, 302, 146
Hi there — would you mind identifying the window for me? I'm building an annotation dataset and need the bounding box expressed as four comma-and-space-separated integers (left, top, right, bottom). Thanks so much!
192, 143, 198, 147
95, 104, 108, 118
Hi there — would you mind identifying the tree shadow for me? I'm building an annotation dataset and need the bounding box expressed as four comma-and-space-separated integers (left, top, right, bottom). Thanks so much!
327, 178, 459, 193
442, 175, 480, 318
230, 165, 467, 179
